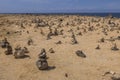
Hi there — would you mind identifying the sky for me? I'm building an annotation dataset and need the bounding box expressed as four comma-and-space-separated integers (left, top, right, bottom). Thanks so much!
0, 0, 120, 13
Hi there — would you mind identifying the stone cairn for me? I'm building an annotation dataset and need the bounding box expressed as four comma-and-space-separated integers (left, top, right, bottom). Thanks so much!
71, 31, 78, 44
36, 48, 48, 70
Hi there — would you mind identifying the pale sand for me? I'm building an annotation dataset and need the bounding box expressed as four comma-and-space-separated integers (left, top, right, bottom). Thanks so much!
0, 14, 120, 80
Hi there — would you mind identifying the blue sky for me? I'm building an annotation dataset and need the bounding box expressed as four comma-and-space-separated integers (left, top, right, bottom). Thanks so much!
0, 0, 120, 13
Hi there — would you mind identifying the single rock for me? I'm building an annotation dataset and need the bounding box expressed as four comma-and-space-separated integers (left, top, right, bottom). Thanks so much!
111, 44, 119, 51
111, 74, 120, 80
36, 59, 48, 70
56, 41, 62, 44
49, 48, 55, 53
75, 50, 86, 58
95, 45, 100, 50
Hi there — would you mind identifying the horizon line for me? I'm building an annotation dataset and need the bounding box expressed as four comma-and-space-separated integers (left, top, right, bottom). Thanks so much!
0, 11, 120, 14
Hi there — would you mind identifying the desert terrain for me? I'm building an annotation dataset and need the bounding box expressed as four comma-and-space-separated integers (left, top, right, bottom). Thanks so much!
0, 14, 120, 80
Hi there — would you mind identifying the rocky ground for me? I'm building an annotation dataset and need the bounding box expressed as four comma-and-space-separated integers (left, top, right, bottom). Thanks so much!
0, 14, 120, 80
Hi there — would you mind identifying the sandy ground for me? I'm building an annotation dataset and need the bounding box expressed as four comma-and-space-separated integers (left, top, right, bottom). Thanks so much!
0, 14, 120, 80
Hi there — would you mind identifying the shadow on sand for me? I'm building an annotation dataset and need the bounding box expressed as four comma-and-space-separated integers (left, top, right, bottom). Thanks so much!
47, 66, 56, 70
40, 66, 56, 71
15, 55, 31, 59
